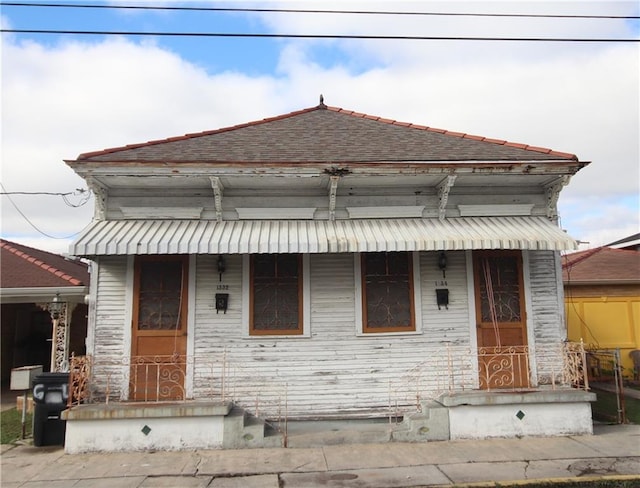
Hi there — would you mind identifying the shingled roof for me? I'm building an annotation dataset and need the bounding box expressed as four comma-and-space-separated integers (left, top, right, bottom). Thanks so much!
74, 103, 578, 164
562, 247, 640, 284
0, 239, 89, 289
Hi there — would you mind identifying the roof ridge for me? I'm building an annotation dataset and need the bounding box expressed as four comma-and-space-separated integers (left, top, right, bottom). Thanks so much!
76, 103, 577, 161
0, 239, 85, 286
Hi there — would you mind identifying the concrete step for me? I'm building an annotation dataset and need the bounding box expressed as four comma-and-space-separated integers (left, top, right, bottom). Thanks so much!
223, 406, 284, 448
284, 419, 394, 448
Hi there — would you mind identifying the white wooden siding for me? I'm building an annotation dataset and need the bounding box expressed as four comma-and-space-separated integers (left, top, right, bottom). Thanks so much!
91, 256, 128, 399
528, 250, 565, 382
190, 252, 474, 417
88, 250, 567, 416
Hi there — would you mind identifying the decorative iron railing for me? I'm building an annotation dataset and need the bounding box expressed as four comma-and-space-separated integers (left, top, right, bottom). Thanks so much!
68, 341, 590, 416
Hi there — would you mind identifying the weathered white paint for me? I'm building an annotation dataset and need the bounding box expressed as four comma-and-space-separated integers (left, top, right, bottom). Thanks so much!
448, 402, 593, 439
120, 207, 204, 219
64, 414, 225, 453
464, 250, 479, 388
346, 206, 425, 218
555, 251, 568, 341
85, 260, 99, 355
186, 254, 196, 398
122, 255, 134, 400
528, 251, 566, 383
90, 256, 129, 399
522, 251, 538, 385
458, 204, 534, 216
236, 207, 316, 219
87, 249, 576, 420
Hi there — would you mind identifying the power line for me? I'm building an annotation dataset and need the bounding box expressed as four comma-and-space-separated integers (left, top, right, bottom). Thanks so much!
2, 29, 637, 42
1, 2, 638, 20
1, 190, 83, 196
0, 183, 91, 239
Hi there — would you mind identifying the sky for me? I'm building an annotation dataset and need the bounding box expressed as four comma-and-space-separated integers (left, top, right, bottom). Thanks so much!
1, 0, 639, 255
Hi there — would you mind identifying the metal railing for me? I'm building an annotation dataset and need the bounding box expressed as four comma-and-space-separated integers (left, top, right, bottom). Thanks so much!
584, 348, 626, 424
68, 341, 590, 417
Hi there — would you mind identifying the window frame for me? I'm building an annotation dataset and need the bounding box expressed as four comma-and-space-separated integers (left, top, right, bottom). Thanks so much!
244, 254, 310, 337
355, 251, 422, 335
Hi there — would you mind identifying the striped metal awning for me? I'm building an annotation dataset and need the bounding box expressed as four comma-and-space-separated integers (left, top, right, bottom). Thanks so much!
70, 217, 577, 256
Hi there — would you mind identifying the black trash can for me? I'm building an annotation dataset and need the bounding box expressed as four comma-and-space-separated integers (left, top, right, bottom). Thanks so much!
32, 372, 69, 447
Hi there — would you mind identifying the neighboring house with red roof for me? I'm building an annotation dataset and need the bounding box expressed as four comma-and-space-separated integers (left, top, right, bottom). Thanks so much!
62, 101, 595, 452
563, 246, 640, 378
0, 239, 89, 384
606, 233, 640, 252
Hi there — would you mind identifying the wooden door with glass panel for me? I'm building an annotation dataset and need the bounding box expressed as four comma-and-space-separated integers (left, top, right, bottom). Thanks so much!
473, 251, 529, 389
131, 255, 188, 401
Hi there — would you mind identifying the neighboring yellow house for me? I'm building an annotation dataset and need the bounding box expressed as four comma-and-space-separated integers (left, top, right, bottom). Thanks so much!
563, 246, 640, 379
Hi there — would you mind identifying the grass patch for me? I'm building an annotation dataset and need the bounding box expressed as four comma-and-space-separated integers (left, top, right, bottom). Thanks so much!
0, 408, 32, 444
592, 389, 640, 424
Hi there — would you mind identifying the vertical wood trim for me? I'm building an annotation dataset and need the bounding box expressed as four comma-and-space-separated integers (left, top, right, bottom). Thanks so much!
242, 254, 250, 336
185, 254, 196, 398
302, 254, 311, 336
85, 260, 99, 356
554, 252, 568, 341
412, 251, 422, 333
354, 253, 363, 334
522, 250, 538, 384
465, 250, 478, 346
123, 255, 134, 400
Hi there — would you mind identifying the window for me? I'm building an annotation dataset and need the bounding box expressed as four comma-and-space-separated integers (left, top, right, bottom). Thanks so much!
360, 252, 415, 333
250, 254, 303, 335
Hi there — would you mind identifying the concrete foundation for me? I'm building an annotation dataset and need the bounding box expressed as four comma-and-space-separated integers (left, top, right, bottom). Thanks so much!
439, 389, 596, 440
61, 389, 596, 452
63, 401, 232, 453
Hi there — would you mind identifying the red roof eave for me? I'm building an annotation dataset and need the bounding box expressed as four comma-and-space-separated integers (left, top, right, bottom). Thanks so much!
0, 240, 86, 286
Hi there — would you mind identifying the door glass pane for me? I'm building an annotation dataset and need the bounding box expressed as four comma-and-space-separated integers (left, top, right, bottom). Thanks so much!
478, 256, 521, 323
138, 260, 183, 330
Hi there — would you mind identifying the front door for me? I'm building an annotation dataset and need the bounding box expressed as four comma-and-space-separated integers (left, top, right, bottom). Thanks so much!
131, 255, 188, 401
473, 251, 529, 389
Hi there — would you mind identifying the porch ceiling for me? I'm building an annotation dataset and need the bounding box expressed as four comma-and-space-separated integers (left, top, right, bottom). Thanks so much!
69, 216, 577, 256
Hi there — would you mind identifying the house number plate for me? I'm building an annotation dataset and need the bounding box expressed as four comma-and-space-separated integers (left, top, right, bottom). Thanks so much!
217, 284, 229, 290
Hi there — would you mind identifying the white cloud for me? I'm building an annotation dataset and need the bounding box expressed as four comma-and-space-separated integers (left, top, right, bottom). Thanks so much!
1, 1, 638, 253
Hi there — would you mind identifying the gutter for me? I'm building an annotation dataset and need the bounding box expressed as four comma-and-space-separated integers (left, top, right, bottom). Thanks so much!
0, 285, 89, 304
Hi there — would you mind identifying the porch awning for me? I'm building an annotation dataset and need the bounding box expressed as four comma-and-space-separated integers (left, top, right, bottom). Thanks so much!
69, 217, 577, 256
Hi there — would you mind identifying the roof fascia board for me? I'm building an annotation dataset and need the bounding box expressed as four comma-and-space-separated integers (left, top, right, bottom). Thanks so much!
564, 280, 640, 286
0, 285, 88, 303
65, 161, 588, 178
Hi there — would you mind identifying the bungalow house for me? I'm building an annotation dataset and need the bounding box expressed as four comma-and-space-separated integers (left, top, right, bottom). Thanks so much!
563, 246, 640, 379
62, 101, 594, 452
0, 239, 89, 383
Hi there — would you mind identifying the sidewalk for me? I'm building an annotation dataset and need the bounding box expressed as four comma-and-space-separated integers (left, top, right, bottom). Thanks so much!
1, 423, 639, 488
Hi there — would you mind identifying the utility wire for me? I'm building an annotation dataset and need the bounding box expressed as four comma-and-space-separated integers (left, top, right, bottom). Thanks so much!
2, 29, 637, 42
0, 182, 90, 239
1, 190, 84, 196
1, 2, 638, 19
